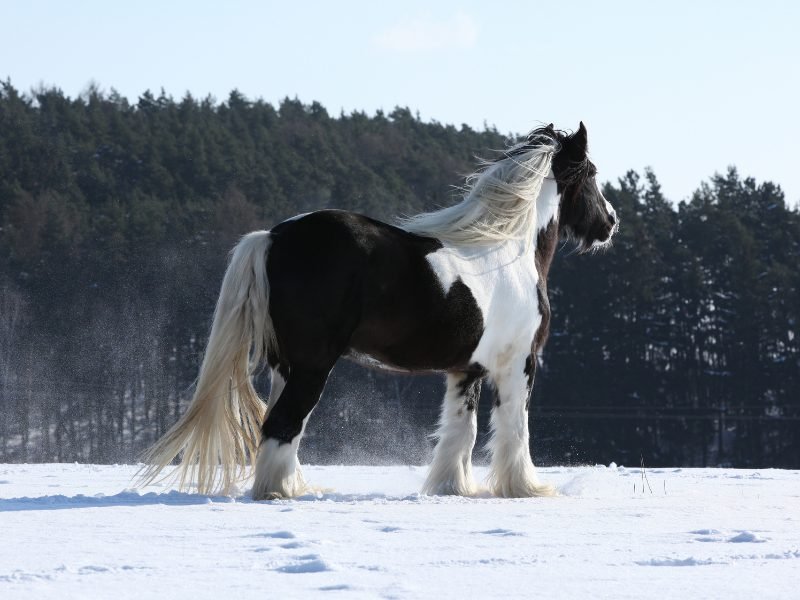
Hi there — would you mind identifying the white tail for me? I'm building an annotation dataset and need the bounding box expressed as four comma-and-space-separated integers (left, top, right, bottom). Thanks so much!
138, 231, 276, 495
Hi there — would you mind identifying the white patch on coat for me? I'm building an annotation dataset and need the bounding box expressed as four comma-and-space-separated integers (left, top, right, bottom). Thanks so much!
424, 171, 561, 373
536, 174, 560, 232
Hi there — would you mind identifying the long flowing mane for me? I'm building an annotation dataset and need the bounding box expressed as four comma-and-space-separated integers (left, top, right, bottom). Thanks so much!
399, 129, 559, 246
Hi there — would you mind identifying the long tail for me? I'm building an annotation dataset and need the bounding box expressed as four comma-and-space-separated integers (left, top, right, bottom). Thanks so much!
138, 231, 276, 495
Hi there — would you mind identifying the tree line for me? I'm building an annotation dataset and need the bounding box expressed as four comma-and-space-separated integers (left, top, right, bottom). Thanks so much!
0, 82, 798, 468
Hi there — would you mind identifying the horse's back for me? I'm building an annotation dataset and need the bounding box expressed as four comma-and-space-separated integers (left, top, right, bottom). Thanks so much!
266, 210, 483, 372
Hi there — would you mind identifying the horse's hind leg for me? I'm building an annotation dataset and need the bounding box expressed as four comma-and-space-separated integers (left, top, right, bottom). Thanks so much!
252, 365, 330, 500
487, 354, 555, 497
422, 368, 485, 496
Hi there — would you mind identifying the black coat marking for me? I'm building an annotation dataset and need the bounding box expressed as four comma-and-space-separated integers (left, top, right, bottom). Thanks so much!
524, 355, 535, 392
530, 218, 558, 372
267, 211, 484, 373
458, 363, 487, 412
523, 355, 535, 411
523, 235, 548, 414
263, 211, 485, 443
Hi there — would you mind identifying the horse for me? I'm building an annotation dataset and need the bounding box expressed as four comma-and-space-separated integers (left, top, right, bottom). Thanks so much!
138, 121, 618, 499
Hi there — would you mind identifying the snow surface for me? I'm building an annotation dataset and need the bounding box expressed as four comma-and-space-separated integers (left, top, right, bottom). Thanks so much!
1, 463, 799, 599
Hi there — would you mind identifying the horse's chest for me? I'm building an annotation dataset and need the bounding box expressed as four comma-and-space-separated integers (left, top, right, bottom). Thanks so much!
426, 245, 541, 369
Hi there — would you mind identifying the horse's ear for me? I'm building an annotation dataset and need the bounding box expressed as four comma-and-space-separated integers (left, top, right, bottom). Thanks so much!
574, 121, 588, 153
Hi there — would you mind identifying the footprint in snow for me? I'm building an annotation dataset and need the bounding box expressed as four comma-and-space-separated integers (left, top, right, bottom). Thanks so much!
690, 529, 721, 535
478, 528, 524, 537
636, 557, 720, 567
246, 530, 296, 539
275, 554, 331, 574
689, 529, 767, 543
319, 584, 352, 591
727, 531, 767, 543
690, 529, 721, 542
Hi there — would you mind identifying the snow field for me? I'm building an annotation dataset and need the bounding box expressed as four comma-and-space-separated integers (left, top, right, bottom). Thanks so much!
1, 463, 799, 599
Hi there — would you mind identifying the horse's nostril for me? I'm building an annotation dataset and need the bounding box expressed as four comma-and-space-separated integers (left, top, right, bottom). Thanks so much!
608, 212, 617, 225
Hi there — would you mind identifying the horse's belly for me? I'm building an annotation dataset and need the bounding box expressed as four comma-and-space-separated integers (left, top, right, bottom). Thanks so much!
348, 278, 484, 371
349, 268, 485, 372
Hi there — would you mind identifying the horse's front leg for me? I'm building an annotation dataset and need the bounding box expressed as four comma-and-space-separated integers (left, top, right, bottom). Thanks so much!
487, 354, 555, 497
422, 369, 485, 496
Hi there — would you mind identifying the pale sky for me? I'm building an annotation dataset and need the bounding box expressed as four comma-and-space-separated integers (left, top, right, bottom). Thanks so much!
2, 0, 798, 205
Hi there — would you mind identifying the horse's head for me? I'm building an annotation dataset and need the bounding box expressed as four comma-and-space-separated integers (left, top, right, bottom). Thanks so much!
548, 122, 617, 251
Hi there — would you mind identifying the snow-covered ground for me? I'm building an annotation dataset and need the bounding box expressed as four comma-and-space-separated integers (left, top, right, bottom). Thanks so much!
1, 463, 798, 599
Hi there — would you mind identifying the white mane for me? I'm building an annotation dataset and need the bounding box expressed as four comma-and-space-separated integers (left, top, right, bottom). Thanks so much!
399, 136, 558, 246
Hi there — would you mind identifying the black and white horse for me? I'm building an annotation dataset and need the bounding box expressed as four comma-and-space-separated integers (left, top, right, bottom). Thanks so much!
140, 122, 617, 499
